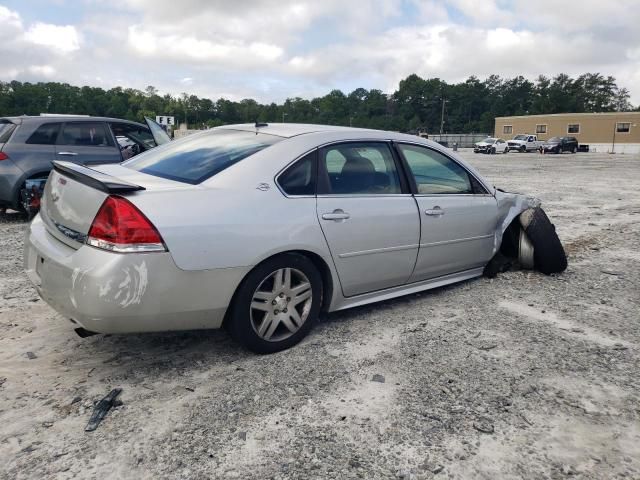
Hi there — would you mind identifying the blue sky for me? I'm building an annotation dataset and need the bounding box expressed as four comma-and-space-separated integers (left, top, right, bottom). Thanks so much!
1, 0, 639, 104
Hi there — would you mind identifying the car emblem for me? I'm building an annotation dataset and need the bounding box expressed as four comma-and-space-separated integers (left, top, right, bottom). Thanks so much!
256, 183, 270, 191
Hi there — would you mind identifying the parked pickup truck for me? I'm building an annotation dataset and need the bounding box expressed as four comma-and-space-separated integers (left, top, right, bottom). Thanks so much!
507, 134, 543, 152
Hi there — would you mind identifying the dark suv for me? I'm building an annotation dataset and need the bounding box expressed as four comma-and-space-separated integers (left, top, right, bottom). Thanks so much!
540, 136, 579, 154
0, 115, 169, 215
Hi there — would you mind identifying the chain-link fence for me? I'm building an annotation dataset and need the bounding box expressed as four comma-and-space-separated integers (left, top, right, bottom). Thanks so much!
428, 133, 490, 148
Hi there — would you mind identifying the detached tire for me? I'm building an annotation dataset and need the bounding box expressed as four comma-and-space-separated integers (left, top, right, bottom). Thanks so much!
228, 253, 322, 354
519, 207, 567, 275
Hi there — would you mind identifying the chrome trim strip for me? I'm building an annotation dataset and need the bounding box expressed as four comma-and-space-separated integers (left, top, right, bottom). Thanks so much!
338, 243, 419, 258
419, 234, 494, 248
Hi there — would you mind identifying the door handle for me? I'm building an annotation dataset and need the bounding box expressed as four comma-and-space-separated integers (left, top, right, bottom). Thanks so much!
322, 209, 350, 221
425, 206, 445, 216
57, 151, 78, 156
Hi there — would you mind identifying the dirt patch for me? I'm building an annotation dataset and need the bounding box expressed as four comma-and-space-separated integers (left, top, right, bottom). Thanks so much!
1, 151, 639, 479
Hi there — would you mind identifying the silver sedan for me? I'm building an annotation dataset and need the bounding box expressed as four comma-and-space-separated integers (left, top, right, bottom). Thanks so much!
24, 124, 566, 353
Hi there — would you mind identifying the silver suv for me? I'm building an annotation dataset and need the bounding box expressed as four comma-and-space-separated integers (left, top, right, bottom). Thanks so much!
0, 115, 169, 216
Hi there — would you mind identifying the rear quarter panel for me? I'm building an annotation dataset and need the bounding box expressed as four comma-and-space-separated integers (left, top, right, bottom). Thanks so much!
129, 187, 332, 272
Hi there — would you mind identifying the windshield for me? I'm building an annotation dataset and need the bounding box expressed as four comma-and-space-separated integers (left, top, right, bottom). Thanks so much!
124, 129, 284, 184
547, 137, 561, 143
513, 135, 528, 140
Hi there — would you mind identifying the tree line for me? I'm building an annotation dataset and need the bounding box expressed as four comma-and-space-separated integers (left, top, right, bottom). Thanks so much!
0, 73, 634, 134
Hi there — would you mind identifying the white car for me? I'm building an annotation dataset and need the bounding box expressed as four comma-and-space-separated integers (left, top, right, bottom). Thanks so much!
473, 138, 508, 154
507, 134, 543, 152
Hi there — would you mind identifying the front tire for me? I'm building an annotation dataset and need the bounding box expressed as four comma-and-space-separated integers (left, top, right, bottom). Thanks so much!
228, 253, 322, 353
519, 208, 567, 275
520, 145, 526, 153
490, 147, 496, 155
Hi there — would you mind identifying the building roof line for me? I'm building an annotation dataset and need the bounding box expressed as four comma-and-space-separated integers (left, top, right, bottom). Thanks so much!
496, 112, 640, 120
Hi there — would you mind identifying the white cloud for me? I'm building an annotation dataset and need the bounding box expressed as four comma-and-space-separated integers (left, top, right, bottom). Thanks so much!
24, 22, 81, 53
0, 1, 639, 105
28, 65, 56, 77
127, 25, 283, 66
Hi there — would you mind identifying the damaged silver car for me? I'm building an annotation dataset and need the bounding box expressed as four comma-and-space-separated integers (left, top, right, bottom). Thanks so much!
24, 124, 566, 353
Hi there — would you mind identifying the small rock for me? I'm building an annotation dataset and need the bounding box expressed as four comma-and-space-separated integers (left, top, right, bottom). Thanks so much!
238, 431, 246, 441
372, 374, 385, 383
432, 465, 444, 474
25, 351, 37, 360
473, 418, 495, 434
42, 421, 54, 428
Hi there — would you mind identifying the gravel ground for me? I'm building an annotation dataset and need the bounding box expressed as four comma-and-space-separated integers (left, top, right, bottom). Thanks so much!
1, 150, 639, 480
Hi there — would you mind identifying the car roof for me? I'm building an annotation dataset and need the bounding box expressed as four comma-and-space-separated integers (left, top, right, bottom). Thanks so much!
0, 115, 146, 127
216, 123, 392, 139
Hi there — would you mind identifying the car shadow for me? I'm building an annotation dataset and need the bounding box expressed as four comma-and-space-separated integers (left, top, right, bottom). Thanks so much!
58, 276, 483, 382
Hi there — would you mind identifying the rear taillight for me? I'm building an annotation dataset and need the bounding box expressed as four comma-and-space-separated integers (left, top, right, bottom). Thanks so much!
0, 152, 9, 161
87, 196, 166, 253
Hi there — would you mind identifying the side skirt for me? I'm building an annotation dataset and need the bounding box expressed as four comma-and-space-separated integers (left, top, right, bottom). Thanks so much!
329, 267, 484, 312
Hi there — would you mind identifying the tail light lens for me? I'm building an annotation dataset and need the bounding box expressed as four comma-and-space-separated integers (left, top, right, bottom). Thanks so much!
87, 196, 166, 253
0, 152, 9, 161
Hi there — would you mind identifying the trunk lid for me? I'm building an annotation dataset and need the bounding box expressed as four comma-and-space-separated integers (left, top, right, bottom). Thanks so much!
40, 161, 186, 249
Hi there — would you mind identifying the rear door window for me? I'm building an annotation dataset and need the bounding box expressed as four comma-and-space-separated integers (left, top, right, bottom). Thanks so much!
318, 142, 402, 195
26, 122, 61, 144
124, 129, 283, 184
60, 122, 113, 147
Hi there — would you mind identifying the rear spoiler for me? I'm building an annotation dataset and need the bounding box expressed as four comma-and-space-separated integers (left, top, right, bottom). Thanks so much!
52, 161, 145, 194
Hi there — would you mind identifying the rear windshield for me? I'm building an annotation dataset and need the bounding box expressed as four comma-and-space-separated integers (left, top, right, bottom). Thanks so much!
124, 129, 283, 184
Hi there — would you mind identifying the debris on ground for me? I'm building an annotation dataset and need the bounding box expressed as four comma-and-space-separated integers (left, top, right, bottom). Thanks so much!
371, 374, 385, 383
473, 418, 495, 434
84, 388, 123, 432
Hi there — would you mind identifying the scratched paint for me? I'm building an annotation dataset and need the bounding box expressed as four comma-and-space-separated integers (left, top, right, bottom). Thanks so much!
112, 262, 148, 308
76, 261, 148, 309
70, 266, 94, 309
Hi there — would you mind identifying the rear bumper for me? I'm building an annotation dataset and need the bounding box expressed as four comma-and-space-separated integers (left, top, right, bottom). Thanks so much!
24, 214, 249, 334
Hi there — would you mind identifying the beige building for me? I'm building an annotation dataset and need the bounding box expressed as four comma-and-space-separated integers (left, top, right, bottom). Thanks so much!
494, 112, 640, 154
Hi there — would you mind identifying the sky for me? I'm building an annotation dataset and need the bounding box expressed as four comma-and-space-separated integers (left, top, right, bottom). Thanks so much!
1, 0, 639, 104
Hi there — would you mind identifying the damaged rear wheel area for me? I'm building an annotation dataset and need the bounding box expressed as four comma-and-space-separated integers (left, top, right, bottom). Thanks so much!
485, 207, 567, 277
